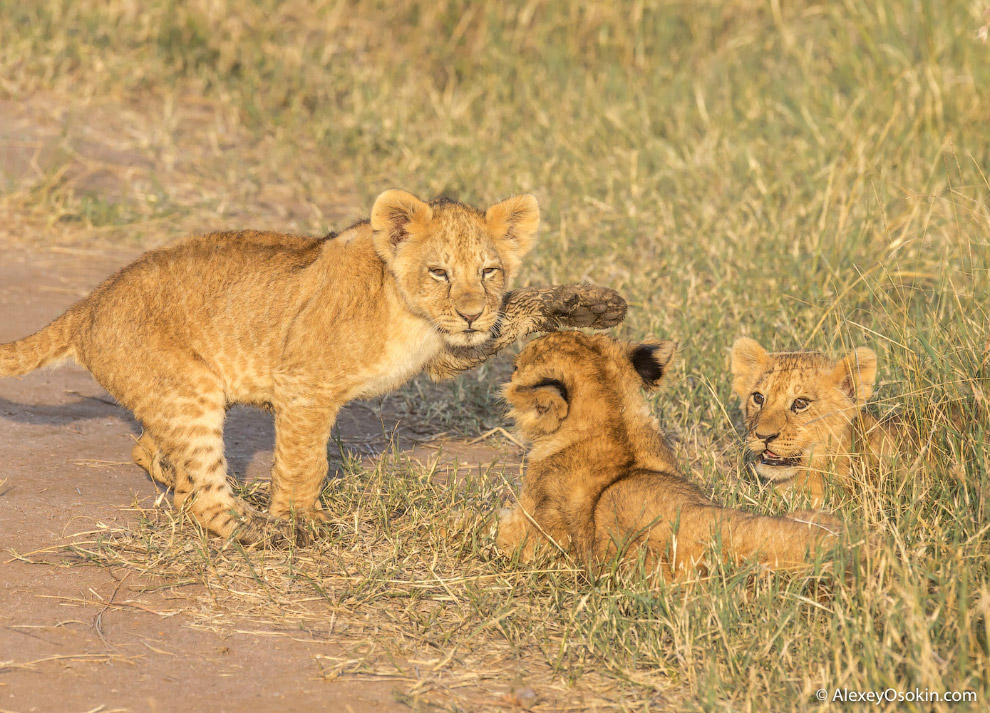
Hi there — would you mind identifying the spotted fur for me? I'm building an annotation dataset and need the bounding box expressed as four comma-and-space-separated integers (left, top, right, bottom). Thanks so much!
1, 191, 627, 543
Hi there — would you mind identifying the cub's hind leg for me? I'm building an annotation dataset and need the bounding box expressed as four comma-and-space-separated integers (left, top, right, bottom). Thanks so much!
132, 432, 174, 487
78, 336, 285, 543
136, 389, 280, 544
133, 430, 240, 492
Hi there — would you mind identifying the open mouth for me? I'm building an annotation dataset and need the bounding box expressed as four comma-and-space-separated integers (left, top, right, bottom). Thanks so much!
759, 449, 802, 467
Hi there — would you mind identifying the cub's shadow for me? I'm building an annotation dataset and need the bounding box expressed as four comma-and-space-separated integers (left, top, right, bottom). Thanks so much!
0, 393, 422, 484
0, 393, 124, 427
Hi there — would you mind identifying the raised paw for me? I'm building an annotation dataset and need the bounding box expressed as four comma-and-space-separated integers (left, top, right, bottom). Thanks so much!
543, 283, 627, 331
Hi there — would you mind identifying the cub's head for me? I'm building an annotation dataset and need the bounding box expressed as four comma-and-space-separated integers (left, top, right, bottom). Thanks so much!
504, 332, 677, 443
730, 337, 878, 484
371, 189, 539, 347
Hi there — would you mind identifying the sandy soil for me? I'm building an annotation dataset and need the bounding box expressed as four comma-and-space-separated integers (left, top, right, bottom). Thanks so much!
0, 247, 507, 713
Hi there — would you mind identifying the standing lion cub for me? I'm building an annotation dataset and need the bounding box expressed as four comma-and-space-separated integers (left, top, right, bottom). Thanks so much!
496, 332, 841, 579
0, 191, 626, 542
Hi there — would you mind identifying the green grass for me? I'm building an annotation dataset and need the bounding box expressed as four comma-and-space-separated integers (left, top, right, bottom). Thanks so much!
2, 0, 989, 710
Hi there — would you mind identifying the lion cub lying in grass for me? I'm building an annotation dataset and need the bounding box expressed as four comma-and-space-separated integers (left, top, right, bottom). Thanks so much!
730, 338, 901, 507
496, 332, 841, 579
0, 190, 625, 543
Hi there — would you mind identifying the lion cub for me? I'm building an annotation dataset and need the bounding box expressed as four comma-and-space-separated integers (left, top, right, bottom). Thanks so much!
0, 191, 626, 542
730, 337, 901, 507
497, 332, 840, 579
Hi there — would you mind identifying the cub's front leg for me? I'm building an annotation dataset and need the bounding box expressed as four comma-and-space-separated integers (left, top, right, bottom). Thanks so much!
427, 283, 627, 380
268, 404, 339, 522
496, 504, 538, 561
496, 494, 571, 562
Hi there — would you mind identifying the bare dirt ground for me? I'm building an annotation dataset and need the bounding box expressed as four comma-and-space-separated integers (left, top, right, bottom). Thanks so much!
0, 247, 510, 712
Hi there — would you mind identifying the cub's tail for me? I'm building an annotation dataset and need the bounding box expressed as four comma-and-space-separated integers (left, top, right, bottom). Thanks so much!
0, 308, 81, 377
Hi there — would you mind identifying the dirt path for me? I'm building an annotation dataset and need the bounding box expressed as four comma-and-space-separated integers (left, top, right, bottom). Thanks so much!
0, 247, 504, 713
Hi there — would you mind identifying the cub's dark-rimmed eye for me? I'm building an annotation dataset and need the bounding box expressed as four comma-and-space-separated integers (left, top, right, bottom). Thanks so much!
751, 392, 764, 407
791, 397, 811, 413
482, 266, 500, 279
429, 267, 449, 281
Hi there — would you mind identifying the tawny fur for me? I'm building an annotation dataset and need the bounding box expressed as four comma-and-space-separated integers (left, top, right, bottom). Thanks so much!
0, 191, 626, 543
496, 332, 841, 580
730, 337, 901, 507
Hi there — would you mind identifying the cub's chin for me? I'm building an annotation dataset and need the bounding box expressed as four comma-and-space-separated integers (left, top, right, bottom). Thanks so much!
752, 450, 805, 483
445, 329, 491, 348
754, 462, 802, 483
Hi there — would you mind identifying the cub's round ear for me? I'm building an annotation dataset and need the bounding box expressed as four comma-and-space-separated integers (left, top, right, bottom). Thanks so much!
629, 340, 677, 390
371, 189, 433, 261
831, 347, 878, 404
730, 337, 769, 401
505, 377, 569, 437
485, 194, 540, 276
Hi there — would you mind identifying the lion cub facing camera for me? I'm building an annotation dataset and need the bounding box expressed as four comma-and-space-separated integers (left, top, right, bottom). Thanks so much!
497, 332, 840, 579
0, 191, 626, 543
730, 338, 902, 507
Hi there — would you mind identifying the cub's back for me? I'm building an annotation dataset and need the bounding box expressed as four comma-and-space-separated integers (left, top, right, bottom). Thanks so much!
72, 230, 360, 386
